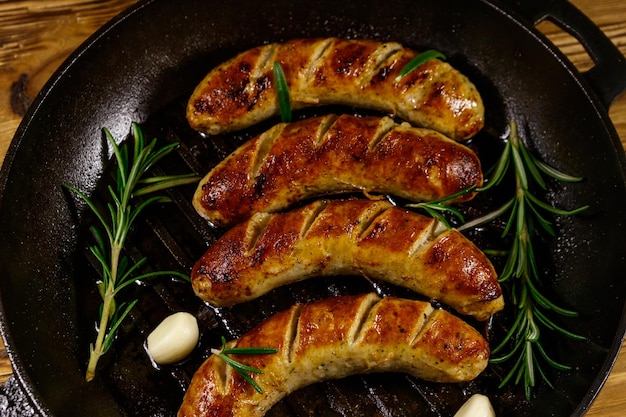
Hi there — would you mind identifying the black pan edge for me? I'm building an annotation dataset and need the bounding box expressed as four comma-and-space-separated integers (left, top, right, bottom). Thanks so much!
0, 1, 156, 414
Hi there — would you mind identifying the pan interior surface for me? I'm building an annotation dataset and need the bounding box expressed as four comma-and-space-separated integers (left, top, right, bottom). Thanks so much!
0, 0, 625, 416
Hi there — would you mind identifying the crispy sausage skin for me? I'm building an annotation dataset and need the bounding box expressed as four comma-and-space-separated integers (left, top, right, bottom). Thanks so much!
178, 293, 490, 417
187, 38, 484, 141
192, 199, 503, 321
193, 114, 483, 227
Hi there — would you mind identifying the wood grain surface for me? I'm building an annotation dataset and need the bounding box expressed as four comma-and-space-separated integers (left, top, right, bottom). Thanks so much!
0, 0, 625, 415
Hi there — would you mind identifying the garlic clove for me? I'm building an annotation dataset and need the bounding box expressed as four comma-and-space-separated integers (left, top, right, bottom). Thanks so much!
146, 312, 199, 365
453, 394, 496, 417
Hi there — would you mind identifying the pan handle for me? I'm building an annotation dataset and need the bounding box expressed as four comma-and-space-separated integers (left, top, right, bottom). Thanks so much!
504, 0, 626, 109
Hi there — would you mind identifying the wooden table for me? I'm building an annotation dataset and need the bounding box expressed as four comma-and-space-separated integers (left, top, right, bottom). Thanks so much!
0, 0, 625, 415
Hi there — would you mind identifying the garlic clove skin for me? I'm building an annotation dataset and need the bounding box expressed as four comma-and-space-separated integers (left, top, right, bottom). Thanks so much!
147, 312, 199, 365
453, 394, 496, 417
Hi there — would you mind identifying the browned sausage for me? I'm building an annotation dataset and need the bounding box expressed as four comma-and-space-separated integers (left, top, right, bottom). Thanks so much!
178, 293, 490, 417
192, 199, 503, 321
193, 114, 482, 227
187, 38, 484, 141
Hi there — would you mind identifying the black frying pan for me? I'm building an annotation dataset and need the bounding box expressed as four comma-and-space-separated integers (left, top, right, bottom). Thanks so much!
1, 0, 625, 415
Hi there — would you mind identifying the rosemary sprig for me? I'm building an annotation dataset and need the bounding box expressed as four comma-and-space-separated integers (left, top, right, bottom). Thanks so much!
66, 123, 198, 381
273, 61, 292, 123
459, 121, 588, 399
404, 121, 588, 398
395, 49, 446, 82
405, 185, 476, 229
211, 336, 278, 394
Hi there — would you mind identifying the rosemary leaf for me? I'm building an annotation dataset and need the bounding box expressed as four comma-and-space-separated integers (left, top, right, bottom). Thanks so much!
216, 350, 265, 375
421, 206, 452, 229
517, 138, 547, 190
458, 198, 513, 232
422, 184, 477, 204
491, 310, 526, 354
535, 159, 584, 182
135, 173, 198, 196
116, 257, 149, 287
114, 270, 190, 295
536, 362, 556, 390
211, 336, 278, 394
511, 141, 529, 191
478, 140, 512, 192
273, 61, 292, 123
395, 49, 446, 82
222, 346, 280, 355
501, 197, 519, 238
102, 299, 137, 354
405, 185, 477, 229
535, 290, 579, 317
524, 341, 535, 385
66, 185, 112, 239
535, 342, 572, 371
498, 351, 524, 388
533, 309, 585, 341
526, 239, 540, 283
525, 191, 589, 216
525, 201, 556, 236
231, 364, 265, 394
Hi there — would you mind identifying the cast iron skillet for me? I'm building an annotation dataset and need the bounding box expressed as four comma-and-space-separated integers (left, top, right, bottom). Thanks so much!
1, 0, 626, 415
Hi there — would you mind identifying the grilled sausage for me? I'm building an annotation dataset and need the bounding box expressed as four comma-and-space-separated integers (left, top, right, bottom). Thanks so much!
178, 293, 490, 417
193, 114, 483, 227
192, 199, 503, 320
187, 38, 484, 141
